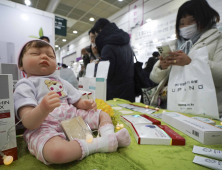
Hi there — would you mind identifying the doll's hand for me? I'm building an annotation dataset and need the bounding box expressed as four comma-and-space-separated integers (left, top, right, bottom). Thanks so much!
84, 99, 97, 111
39, 91, 61, 114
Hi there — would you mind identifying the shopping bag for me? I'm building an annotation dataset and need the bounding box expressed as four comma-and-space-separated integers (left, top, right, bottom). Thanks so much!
167, 47, 219, 119
141, 86, 158, 105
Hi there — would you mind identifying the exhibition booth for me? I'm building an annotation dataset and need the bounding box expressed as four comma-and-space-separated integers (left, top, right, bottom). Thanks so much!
0, 0, 222, 170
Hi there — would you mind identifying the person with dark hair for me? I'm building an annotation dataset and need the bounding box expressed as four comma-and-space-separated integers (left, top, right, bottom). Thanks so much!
81, 28, 101, 68
144, 52, 160, 73
143, 52, 159, 87
150, 0, 222, 115
92, 18, 135, 102
39, 36, 50, 43
81, 28, 101, 77
77, 64, 86, 80
61, 63, 68, 68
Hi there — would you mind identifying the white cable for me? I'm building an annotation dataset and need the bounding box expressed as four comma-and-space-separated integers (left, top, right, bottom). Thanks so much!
0, 111, 30, 152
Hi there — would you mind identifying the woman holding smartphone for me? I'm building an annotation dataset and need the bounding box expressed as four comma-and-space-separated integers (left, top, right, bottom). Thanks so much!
149, 0, 222, 116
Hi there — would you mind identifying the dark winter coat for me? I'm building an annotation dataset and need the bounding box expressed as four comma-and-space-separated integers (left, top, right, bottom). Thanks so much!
95, 23, 135, 102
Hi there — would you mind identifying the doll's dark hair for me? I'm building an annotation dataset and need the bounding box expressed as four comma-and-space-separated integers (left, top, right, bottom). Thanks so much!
18, 40, 54, 68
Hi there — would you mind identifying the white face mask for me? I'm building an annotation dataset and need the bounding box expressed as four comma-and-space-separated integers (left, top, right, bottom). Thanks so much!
180, 23, 198, 39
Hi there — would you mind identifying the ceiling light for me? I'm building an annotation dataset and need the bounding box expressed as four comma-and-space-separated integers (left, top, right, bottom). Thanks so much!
24, 0, 31, 6
73, 30, 78, 34
55, 45, 59, 47
89, 18, 95, 22
118, 0, 123, 1
62, 39, 66, 42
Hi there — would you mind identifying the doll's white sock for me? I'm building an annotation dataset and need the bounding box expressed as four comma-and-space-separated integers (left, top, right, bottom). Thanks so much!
99, 124, 115, 136
76, 134, 118, 159
99, 124, 131, 147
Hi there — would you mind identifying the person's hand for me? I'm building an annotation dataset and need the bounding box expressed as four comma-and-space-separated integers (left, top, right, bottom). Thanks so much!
95, 60, 99, 64
167, 51, 191, 66
39, 91, 61, 114
91, 46, 98, 55
84, 99, 97, 111
81, 48, 88, 55
159, 55, 171, 70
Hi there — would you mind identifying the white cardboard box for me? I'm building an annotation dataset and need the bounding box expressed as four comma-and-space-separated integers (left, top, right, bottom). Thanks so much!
79, 90, 93, 100
120, 114, 161, 128
162, 112, 222, 145
130, 124, 185, 145
0, 74, 17, 165
79, 77, 106, 101
192, 117, 216, 125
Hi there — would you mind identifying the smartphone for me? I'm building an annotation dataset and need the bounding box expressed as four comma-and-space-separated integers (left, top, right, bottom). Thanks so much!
156, 45, 172, 59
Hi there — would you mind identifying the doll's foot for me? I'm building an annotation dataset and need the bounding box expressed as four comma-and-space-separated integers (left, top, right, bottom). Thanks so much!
115, 128, 131, 147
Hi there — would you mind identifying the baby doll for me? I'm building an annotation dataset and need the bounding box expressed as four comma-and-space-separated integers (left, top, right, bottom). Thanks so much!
14, 40, 131, 165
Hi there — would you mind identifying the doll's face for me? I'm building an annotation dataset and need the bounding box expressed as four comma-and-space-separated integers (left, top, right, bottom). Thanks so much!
20, 46, 57, 77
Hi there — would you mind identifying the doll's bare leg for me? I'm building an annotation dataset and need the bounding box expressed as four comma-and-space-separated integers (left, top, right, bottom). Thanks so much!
43, 136, 82, 164
43, 134, 118, 164
99, 111, 113, 126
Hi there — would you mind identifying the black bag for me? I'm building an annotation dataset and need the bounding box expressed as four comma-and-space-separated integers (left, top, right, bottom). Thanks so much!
134, 54, 147, 96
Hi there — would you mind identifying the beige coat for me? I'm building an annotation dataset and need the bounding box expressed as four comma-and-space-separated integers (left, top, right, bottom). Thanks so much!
150, 29, 222, 117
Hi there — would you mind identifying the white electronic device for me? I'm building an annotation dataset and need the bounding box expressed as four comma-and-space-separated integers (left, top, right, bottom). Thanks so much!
156, 44, 172, 59
0, 41, 15, 64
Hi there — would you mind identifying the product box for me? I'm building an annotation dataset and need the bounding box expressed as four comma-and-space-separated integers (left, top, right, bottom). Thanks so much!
79, 77, 106, 101
79, 90, 93, 100
192, 117, 216, 125
162, 112, 222, 145
130, 124, 185, 145
120, 114, 161, 127
120, 114, 184, 145
0, 75, 17, 165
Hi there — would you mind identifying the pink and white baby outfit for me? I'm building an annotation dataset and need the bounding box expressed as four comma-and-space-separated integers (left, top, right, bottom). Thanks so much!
14, 74, 101, 164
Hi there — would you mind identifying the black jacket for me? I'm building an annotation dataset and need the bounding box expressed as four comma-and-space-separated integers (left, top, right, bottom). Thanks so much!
95, 23, 135, 102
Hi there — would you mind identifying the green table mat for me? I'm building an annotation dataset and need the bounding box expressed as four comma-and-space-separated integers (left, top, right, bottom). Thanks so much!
1, 98, 222, 170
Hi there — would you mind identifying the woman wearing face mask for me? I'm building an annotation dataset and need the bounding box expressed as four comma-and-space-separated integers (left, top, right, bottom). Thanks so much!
149, 0, 222, 115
